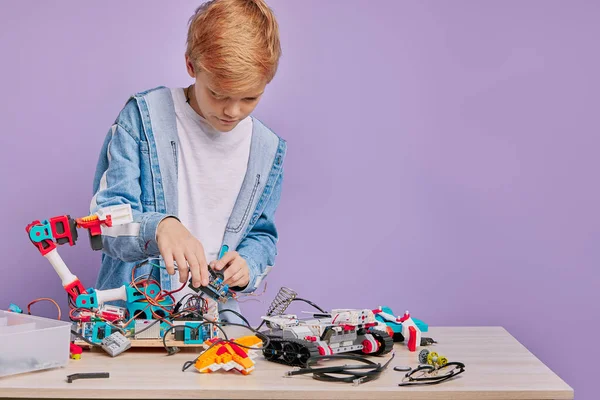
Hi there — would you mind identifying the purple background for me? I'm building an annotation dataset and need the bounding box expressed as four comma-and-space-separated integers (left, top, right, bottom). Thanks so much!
1, 1, 597, 397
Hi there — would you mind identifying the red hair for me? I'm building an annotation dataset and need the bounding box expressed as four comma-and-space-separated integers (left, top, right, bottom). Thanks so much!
186, 0, 281, 94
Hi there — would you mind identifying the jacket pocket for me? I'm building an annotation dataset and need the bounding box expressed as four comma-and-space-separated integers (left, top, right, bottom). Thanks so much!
226, 174, 260, 233
171, 141, 178, 172
139, 141, 156, 208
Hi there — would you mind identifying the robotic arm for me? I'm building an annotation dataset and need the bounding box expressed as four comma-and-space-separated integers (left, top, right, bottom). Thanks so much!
26, 204, 133, 312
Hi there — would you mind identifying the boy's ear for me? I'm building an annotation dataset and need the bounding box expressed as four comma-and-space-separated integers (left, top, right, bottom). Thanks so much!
185, 55, 196, 78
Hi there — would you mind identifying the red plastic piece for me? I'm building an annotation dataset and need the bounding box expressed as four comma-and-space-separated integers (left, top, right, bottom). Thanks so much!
98, 309, 121, 322
407, 326, 417, 352
77, 215, 112, 239
364, 322, 377, 328
342, 324, 355, 331
216, 345, 228, 356
50, 215, 76, 246
228, 343, 248, 358
372, 309, 382, 314
399, 311, 410, 323
64, 279, 87, 301
362, 339, 374, 353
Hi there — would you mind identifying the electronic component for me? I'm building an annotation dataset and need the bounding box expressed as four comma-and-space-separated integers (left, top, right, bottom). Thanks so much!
101, 332, 131, 357
134, 320, 161, 339
187, 268, 231, 303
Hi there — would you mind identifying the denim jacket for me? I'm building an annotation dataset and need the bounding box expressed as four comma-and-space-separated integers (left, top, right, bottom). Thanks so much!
90, 86, 286, 319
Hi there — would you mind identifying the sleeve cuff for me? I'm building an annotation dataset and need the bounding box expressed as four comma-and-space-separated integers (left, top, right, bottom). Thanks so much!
139, 213, 179, 257
233, 253, 260, 294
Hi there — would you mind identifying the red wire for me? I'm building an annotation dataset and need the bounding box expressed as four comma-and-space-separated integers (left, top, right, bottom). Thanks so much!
27, 297, 62, 320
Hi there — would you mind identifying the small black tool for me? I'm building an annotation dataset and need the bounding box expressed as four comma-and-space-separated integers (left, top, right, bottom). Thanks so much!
66, 372, 110, 383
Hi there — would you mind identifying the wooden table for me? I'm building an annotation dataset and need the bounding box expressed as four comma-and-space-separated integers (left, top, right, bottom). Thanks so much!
0, 327, 573, 400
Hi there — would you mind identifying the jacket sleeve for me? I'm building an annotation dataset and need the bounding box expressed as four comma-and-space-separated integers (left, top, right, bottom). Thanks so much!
90, 104, 174, 262
234, 167, 284, 293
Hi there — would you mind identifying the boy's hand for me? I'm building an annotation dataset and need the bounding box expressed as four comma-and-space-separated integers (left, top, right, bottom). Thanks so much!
211, 251, 250, 289
156, 217, 208, 287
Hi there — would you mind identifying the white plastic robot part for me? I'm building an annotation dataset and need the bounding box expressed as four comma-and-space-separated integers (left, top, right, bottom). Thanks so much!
44, 248, 78, 287
95, 285, 128, 306
96, 204, 133, 226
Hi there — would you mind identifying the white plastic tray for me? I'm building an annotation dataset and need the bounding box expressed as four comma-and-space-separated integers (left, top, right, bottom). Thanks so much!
0, 310, 71, 378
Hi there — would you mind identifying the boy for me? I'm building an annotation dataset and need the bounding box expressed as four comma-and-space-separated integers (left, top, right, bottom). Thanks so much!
90, 0, 286, 322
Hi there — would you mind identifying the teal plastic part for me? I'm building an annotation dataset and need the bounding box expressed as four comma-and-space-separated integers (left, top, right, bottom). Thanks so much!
8, 303, 23, 313
218, 245, 229, 259
126, 283, 162, 303
413, 318, 428, 332
375, 306, 403, 333
91, 322, 112, 344
76, 288, 98, 308
29, 220, 53, 243
183, 322, 204, 344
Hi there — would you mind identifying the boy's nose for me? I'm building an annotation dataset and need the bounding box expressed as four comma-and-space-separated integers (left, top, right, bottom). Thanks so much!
223, 101, 241, 119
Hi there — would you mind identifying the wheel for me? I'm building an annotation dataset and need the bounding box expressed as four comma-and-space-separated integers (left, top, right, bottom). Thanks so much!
297, 344, 312, 366
361, 337, 378, 354
282, 342, 297, 365
369, 330, 394, 356
418, 349, 429, 364
263, 340, 282, 361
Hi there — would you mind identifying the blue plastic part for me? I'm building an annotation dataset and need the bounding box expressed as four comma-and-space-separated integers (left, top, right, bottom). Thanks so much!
8, 303, 23, 313
413, 318, 428, 332
76, 288, 98, 309
126, 283, 162, 304
159, 321, 171, 336
28, 220, 53, 243
183, 322, 205, 344
218, 245, 229, 260
91, 322, 112, 344
375, 306, 403, 334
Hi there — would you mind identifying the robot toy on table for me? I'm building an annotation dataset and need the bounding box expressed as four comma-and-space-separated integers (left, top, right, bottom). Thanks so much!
25, 204, 234, 356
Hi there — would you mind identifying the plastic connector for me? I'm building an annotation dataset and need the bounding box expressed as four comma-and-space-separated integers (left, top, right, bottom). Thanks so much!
101, 332, 131, 357
8, 303, 23, 313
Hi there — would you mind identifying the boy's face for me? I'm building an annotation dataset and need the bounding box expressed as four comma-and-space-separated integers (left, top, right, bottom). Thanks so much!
186, 56, 266, 132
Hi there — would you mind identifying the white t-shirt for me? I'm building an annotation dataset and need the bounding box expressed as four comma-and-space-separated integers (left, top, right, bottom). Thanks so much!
169, 87, 252, 308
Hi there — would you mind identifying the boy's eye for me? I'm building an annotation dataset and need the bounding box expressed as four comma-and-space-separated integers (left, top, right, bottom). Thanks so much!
244, 97, 258, 102
210, 90, 225, 100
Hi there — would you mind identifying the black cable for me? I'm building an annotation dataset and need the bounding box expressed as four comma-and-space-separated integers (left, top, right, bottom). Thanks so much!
219, 309, 251, 327
292, 298, 327, 314
256, 296, 328, 331
398, 362, 465, 386
287, 352, 395, 385
70, 329, 98, 347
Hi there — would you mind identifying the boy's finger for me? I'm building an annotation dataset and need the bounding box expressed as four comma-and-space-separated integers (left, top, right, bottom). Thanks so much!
223, 262, 241, 284
173, 251, 188, 283
196, 251, 209, 286
187, 253, 202, 287
226, 269, 246, 287
214, 251, 238, 270
163, 253, 176, 275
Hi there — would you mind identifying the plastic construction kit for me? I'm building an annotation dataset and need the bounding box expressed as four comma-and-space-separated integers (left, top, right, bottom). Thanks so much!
18, 203, 442, 383
22, 204, 242, 357
256, 287, 394, 367
372, 306, 433, 352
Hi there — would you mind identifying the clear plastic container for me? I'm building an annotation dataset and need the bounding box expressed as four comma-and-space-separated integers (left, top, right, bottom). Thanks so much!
0, 310, 71, 377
